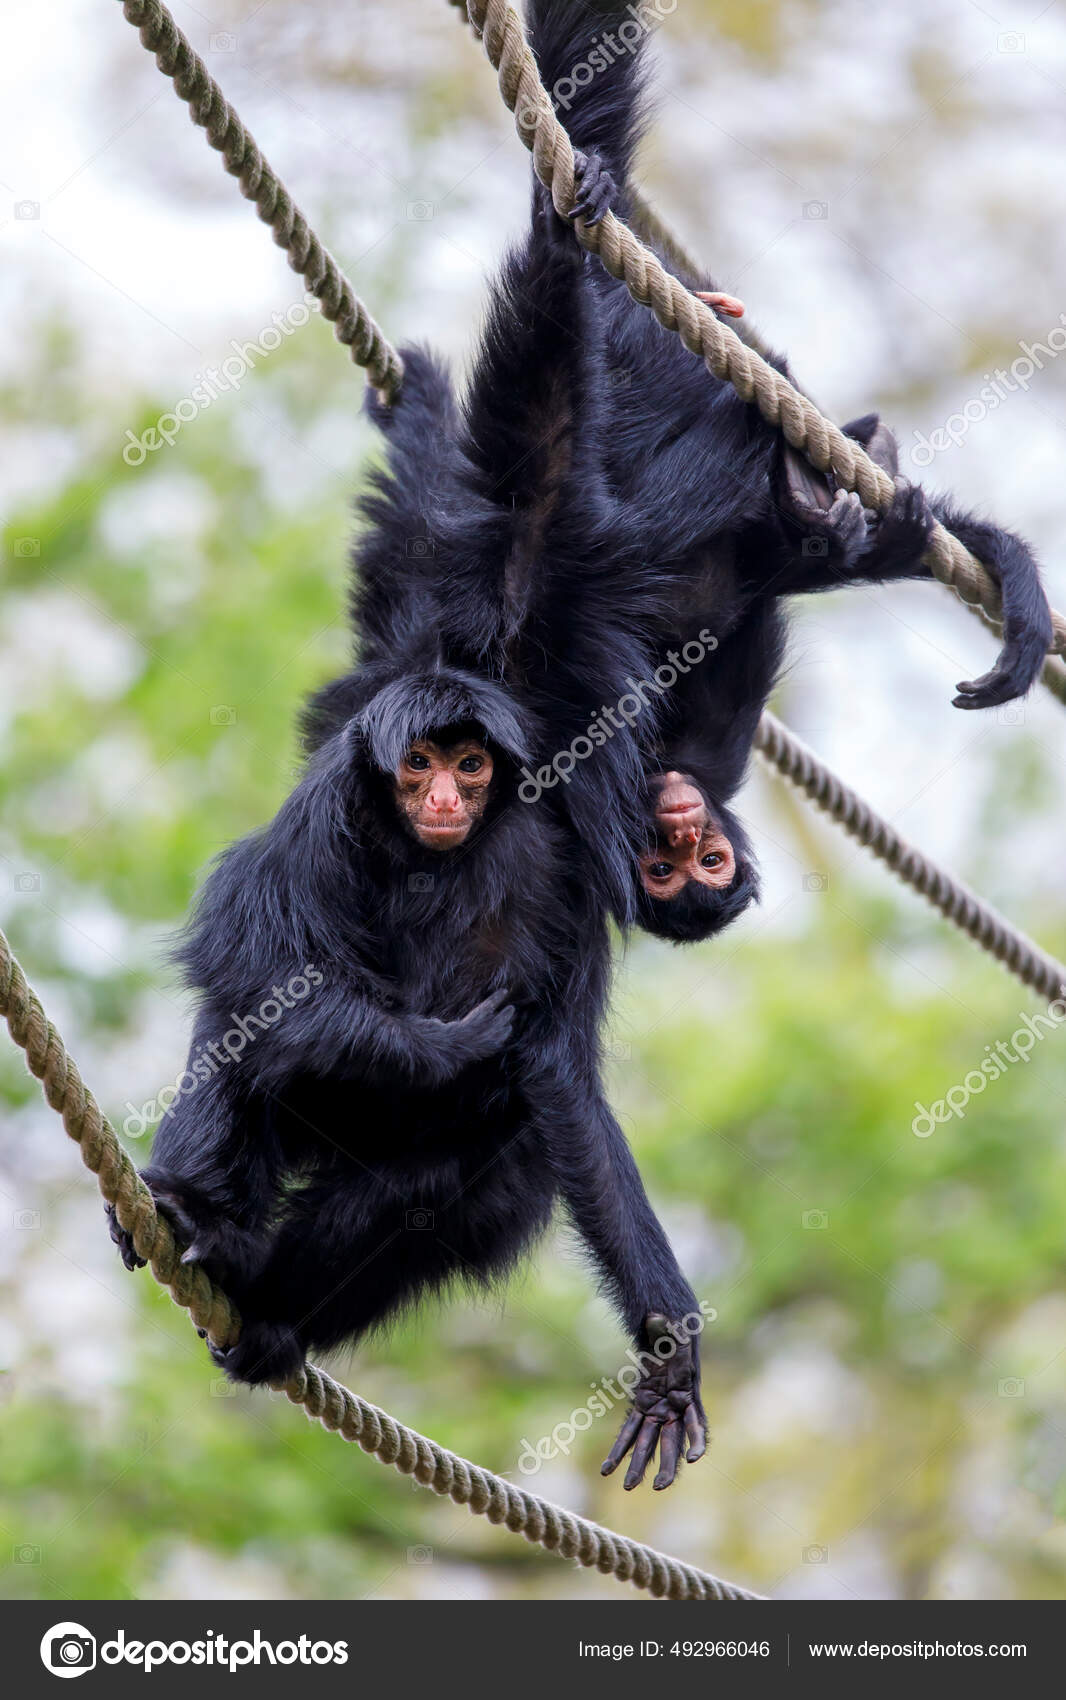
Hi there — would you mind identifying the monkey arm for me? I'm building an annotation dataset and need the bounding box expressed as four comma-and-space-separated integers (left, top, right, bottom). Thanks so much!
354, 345, 464, 665
218, 980, 514, 1095
526, 1038, 707, 1490
458, 165, 612, 556
926, 497, 1054, 709
108, 986, 515, 1286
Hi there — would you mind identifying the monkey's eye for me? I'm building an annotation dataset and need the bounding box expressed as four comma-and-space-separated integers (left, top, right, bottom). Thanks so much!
648, 862, 673, 880
406, 751, 431, 771
457, 755, 484, 774
701, 852, 724, 869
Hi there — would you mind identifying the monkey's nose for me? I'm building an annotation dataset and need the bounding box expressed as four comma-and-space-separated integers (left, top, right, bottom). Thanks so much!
669, 824, 701, 848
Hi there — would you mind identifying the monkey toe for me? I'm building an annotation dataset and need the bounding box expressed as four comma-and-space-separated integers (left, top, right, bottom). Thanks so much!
106, 1203, 146, 1271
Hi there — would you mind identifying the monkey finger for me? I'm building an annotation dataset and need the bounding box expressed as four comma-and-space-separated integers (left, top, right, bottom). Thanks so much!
601, 1406, 644, 1476
652, 1418, 684, 1490
463, 987, 510, 1022
623, 1415, 663, 1491
953, 666, 1013, 709
683, 1401, 707, 1463
695, 290, 745, 319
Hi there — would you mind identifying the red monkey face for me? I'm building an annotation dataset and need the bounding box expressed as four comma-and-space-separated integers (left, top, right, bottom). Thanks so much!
639, 770, 736, 900
393, 738, 495, 849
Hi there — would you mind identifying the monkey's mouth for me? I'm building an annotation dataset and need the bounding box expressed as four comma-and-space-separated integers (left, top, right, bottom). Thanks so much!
656, 787, 704, 820
654, 772, 704, 816
416, 821, 470, 847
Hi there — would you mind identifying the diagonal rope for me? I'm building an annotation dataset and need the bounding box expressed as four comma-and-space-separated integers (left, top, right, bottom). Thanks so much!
0, 922, 761, 1601
454, 0, 1066, 659
756, 712, 1066, 1003
118, 0, 403, 399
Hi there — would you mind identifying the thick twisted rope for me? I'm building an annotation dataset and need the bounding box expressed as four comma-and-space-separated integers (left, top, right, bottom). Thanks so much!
755, 712, 1066, 1003
0, 922, 760, 1601
118, 0, 403, 399
457, 0, 1066, 659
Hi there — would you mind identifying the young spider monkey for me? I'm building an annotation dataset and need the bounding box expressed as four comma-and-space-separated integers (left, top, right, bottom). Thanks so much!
563, 107, 1052, 942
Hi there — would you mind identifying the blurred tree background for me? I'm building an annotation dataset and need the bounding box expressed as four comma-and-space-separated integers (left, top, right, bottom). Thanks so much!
2, 0, 1065, 1600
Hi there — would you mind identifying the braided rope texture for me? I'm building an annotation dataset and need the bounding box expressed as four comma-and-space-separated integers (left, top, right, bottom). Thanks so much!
756, 713, 1066, 1002
0, 923, 760, 1601
119, 0, 403, 399
460, 0, 1066, 658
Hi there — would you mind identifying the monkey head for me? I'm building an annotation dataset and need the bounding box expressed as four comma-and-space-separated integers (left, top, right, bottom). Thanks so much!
354, 663, 533, 853
635, 770, 759, 943
393, 733, 495, 849
639, 771, 736, 898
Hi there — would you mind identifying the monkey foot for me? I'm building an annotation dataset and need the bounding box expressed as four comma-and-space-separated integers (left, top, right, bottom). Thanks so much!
206, 1319, 306, 1387
105, 1202, 146, 1272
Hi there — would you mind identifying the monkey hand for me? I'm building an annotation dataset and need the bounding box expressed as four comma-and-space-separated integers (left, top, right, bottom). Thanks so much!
568, 149, 616, 227
413, 988, 515, 1079
800, 488, 872, 573
601, 1314, 707, 1491
863, 475, 935, 568
953, 593, 1053, 710
954, 647, 1041, 710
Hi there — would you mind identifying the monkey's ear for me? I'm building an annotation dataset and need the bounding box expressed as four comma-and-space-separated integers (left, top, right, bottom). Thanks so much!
842, 412, 900, 477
